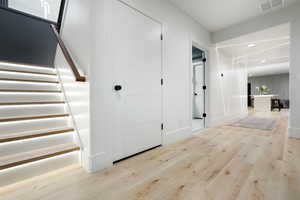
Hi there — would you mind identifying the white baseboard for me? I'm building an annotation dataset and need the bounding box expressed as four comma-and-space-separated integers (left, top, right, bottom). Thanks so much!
192, 128, 208, 136
163, 127, 192, 145
288, 127, 300, 139
86, 152, 113, 173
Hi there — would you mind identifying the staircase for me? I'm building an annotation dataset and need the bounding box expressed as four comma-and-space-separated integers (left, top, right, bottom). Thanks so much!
0, 62, 80, 186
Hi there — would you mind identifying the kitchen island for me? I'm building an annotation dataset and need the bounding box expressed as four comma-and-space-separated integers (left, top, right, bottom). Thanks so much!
253, 95, 278, 112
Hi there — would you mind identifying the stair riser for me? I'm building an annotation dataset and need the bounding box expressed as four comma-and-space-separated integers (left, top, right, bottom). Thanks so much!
0, 152, 79, 187
0, 62, 80, 187
0, 104, 66, 120
0, 63, 56, 74
0, 117, 70, 135
0, 127, 75, 143
0, 72, 58, 82
0, 93, 64, 103
0, 81, 60, 91
0, 133, 75, 157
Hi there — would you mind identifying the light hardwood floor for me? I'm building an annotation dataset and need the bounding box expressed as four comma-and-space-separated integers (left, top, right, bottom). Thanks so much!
1, 111, 300, 200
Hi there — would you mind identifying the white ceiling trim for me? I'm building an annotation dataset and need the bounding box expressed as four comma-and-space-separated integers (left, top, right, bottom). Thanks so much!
248, 62, 290, 77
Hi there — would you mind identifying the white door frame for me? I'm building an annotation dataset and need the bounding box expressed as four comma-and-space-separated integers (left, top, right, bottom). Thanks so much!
190, 41, 209, 134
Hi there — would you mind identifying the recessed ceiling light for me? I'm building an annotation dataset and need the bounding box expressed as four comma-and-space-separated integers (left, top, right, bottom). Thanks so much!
261, 59, 266, 63
248, 43, 256, 48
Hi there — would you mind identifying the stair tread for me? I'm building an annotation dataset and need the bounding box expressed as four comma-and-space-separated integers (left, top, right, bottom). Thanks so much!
0, 143, 79, 169
0, 126, 74, 142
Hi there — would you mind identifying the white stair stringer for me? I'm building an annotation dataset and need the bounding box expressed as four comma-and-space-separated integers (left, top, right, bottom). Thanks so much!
0, 62, 80, 187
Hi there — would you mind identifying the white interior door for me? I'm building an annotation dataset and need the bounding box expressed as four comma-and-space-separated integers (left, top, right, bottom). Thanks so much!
112, 1, 162, 161
193, 64, 204, 120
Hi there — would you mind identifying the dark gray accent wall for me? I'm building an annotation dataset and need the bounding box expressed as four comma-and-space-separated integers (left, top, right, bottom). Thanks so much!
248, 74, 290, 100
0, 7, 57, 67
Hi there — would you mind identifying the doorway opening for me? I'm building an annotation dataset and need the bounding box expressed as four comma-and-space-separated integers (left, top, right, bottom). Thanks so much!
248, 82, 252, 107
192, 46, 206, 131
214, 23, 290, 131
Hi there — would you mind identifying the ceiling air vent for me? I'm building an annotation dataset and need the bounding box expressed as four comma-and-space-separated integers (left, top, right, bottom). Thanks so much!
260, 0, 284, 12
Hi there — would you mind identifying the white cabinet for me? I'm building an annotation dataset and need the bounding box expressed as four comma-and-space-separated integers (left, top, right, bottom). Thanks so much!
253, 95, 278, 112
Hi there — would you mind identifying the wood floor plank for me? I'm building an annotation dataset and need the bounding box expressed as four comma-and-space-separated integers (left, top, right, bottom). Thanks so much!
237, 117, 287, 200
0, 111, 298, 200
280, 137, 300, 200
105, 127, 248, 200
205, 134, 269, 200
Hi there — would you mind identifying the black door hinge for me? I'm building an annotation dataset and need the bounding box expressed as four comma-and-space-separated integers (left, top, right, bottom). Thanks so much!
161, 34, 163, 40
161, 78, 163, 85
203, 113, 207, 118
161, 123, 164, 130
203, 85, 207, 90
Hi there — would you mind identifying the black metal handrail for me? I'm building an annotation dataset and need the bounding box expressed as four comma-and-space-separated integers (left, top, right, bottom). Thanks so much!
57, 0, 66, 32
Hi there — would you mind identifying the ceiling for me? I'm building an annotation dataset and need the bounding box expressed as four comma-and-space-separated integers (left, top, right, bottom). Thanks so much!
168, 0, 298, 32
217, 23, 290, 77
247, 62, 289, 77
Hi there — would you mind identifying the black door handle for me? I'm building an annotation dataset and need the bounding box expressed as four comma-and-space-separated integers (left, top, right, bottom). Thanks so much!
114, 85, 122, 91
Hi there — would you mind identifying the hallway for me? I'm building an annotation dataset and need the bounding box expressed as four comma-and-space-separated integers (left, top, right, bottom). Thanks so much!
1, 111, 299, 200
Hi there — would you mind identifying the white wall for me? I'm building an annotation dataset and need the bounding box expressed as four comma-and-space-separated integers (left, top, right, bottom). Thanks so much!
208, 48, 248, 126
212, 3, 300, 139
249, 74, 290, 100
88, 0, 211, 171
55, 48, 90, 171
58, 0, 251, 172
60, 0, 91, 75
54, 0, 91, 171
290, 17, 300, 138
